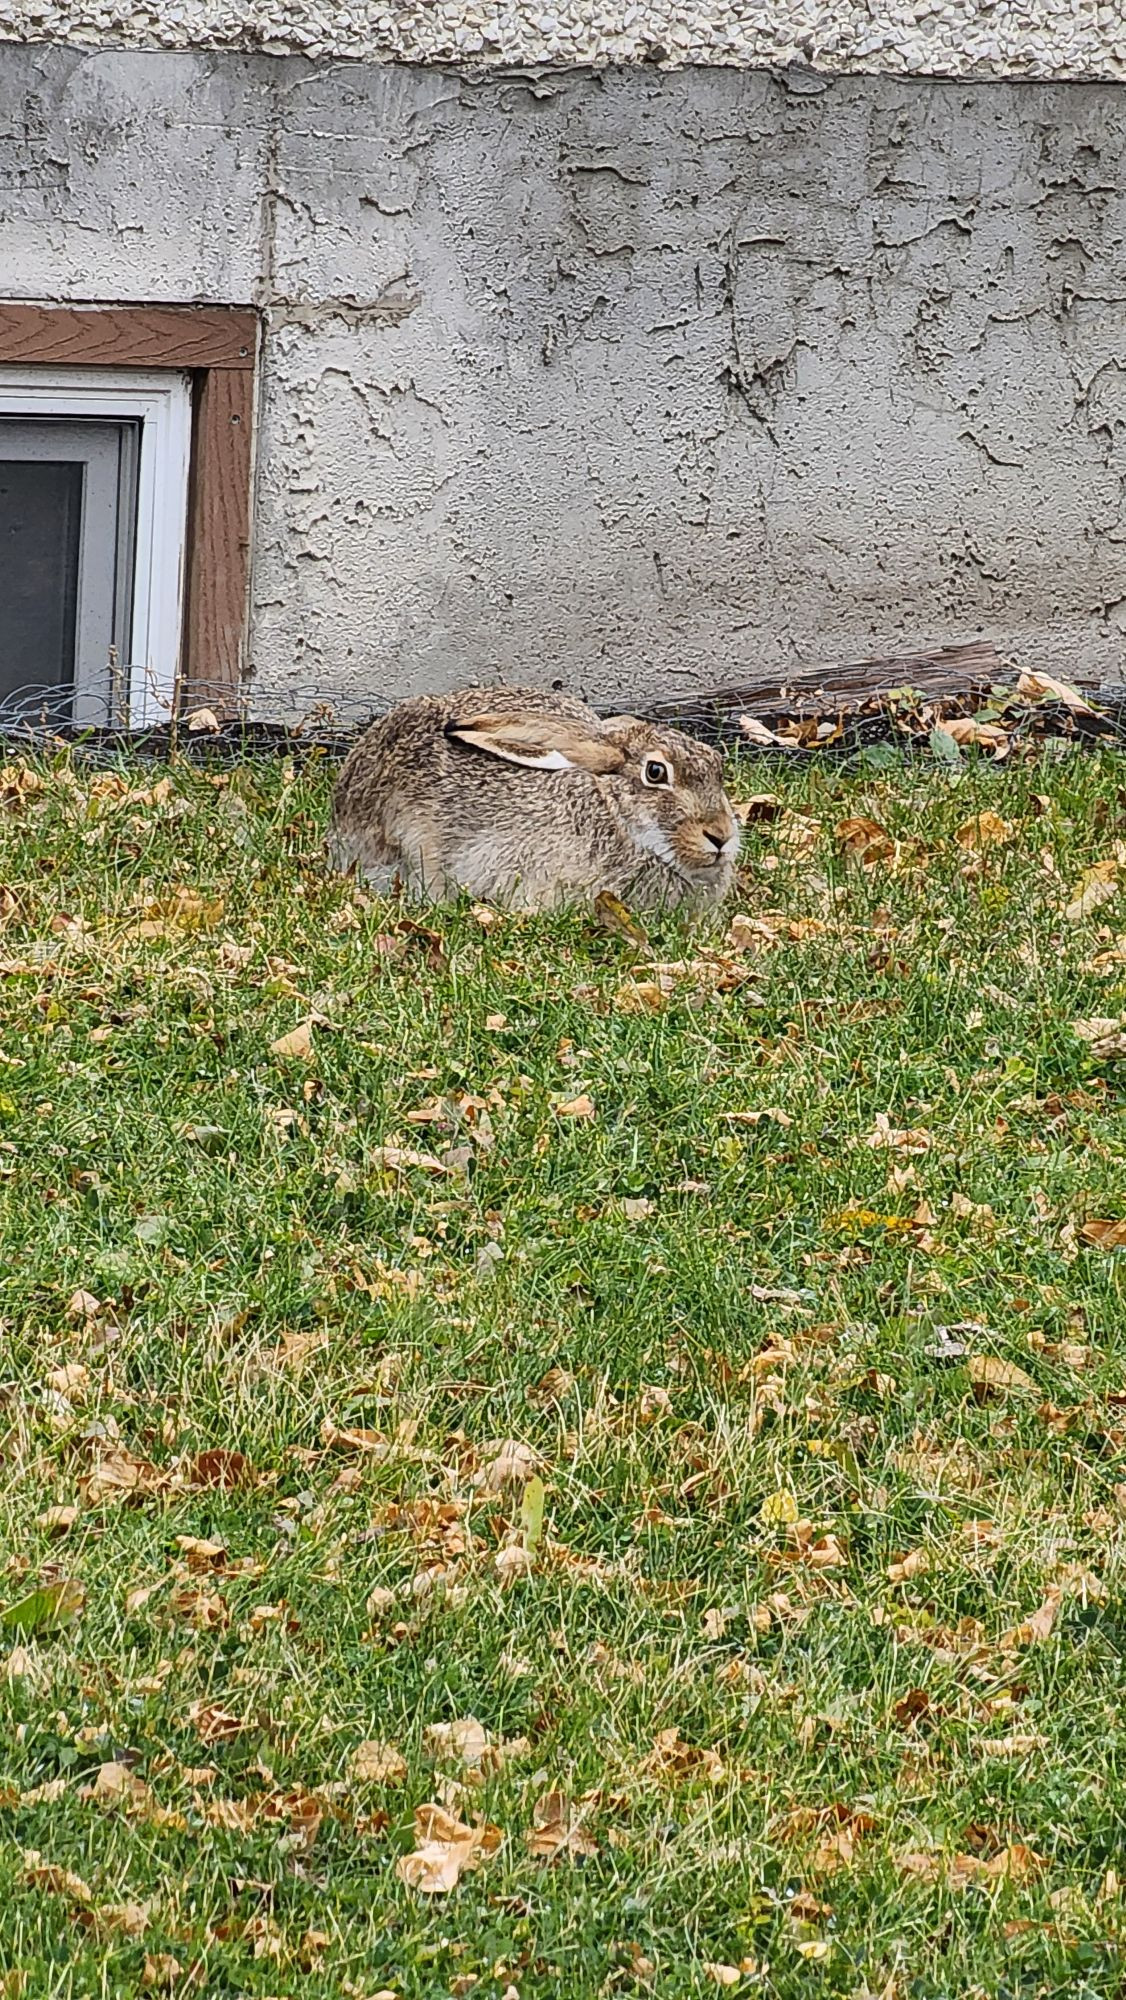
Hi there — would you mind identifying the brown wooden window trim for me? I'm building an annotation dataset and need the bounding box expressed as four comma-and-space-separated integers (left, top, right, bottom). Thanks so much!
0, 303, 259, 714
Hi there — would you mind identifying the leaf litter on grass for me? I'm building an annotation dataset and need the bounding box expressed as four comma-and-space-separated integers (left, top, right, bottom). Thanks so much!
3, 747, 1126, 1993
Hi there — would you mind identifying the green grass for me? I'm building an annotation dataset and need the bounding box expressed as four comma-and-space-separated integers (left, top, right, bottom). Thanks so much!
1, 742, 1126, 1999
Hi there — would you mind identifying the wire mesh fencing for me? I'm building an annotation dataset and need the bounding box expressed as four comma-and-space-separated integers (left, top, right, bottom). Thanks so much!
0, 640, 1123, 767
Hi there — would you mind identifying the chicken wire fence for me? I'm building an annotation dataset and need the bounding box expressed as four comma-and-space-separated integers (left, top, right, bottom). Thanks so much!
0, 641, 1123, 767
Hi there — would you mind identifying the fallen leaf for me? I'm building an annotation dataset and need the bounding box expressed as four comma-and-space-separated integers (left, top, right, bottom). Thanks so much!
21, 1850, 94, 1903
556, 1094, 596, 1120
641, 1728, 725, 1785
887, 1549, 929, 1584
369, 1144, 451, 1176
593, 891, 648, 945
1016, 669, 1096, 713
0, 1579, 85, 1635
702, 1967, 742, 1988
760, 1490, 799, 1526
174, 1536, 227, 1572
36, 1505, 78, 1535
940, 717, 1010, 751
67, 1289, 101, 1320
185, 706, 221, 734
967, 1354, 1036, 1399
494, 1544, 534, 1586
186, 1449, 253, 1489
1080, 1218, 1126, 1251
955, 810, 1013, 850
396, 1803, 502, 1893
82, 1448, 164, 1507
476, 1440, 541, 1494
1064, 860, 1118, 923
521, 1475, 546, 1552
320, 1420, 387, 1456
1001, 1588, 1063, 1649
864, 1113, 931, 1155
187, 1701, 246, 1745
978, 1734, 1048, 1758
526, 1790, 598, 1860
835, 815, 895, 863
350, 1740, 408, 1785
141, 1955, 182, 1989
269, 1020, 314, 1061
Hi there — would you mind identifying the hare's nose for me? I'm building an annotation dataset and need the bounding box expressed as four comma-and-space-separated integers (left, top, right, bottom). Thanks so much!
703, 827, 727, 854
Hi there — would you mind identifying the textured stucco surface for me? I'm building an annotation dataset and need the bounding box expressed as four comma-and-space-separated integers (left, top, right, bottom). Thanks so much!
2, 48, 1126, 711
2, 0, 1125, 80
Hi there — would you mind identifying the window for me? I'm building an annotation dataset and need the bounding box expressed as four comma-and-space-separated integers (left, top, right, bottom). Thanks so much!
0, 306, 258, 725
0, 370, 191, 725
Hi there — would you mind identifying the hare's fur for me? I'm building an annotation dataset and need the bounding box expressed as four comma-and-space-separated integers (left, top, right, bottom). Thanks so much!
327, 685, 740, 912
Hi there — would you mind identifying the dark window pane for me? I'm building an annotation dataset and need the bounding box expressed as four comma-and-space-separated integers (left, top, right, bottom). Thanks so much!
0, 459, 82, 699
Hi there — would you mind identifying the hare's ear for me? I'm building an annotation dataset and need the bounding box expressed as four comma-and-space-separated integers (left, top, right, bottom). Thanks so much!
446, 712, 625, 775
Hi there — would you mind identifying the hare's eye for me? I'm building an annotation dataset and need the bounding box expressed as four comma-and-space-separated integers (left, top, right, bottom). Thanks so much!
643, 758, 671, 788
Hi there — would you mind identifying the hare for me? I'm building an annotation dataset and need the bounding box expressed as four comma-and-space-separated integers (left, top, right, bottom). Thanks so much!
327, 685, 740, 911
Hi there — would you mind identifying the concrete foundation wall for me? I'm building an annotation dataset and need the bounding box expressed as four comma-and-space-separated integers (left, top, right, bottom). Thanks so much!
2, 46, 1126, 711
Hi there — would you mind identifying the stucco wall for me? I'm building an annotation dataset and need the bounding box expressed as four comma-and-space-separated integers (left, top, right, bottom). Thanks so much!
2, 47, 1126, 711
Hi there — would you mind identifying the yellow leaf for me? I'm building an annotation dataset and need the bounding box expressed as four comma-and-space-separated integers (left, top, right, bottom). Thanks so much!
760, 1490, 799, 1525
796, 1940, 831, 1961
955, 810, 1013, 850
702, 1967, 742, 1988
593, 891, 648, 945
269, 1020, 314, 1061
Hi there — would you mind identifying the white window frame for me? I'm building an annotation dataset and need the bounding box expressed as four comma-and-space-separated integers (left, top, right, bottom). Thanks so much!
0, 366, 192, 726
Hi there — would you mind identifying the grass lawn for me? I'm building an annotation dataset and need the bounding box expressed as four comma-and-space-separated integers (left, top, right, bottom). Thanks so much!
1, 741, 1126, 1999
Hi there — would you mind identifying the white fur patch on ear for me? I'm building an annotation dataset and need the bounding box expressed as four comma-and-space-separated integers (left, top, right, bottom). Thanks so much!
447, 713, 625, 776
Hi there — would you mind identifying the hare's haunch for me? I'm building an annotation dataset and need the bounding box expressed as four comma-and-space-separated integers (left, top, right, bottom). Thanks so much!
327, 686, 740, 912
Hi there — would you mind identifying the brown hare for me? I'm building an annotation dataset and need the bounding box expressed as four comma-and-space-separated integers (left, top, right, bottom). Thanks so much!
327, 685, 740, 912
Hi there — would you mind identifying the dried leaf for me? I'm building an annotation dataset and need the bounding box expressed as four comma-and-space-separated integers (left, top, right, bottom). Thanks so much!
369, 1144, 451, 1175
21, 1850, 94, 1903
350, 1740, 408, 1785
526, 1790, 598, 1860
1001, 1589, 1063, 1649
1064, 860, 1118, 923
967, 1354, 1036, 1399
864, 1113, 931, 1155
1016, 670, 1096, 713
476, 1440, 541, 1495
556, 1094, 596, 1120
174, 1536, 227, 1572
1080, 1218, 1126, 1251
835, 815, 895, 863
36, 1505, 78, 1535
955, 810, 1013, 850
141, 1955, 182, 1989
269, 1020, 314, 1061
187, 1701, 246, 1745
396, 1803, 502, 1894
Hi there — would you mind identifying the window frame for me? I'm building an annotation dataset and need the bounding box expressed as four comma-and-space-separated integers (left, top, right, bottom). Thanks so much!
0, 373, 191, 724
0, 305, 258, 719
